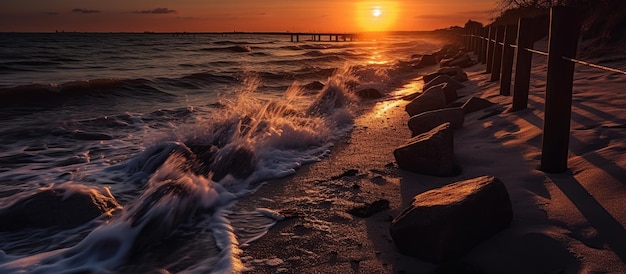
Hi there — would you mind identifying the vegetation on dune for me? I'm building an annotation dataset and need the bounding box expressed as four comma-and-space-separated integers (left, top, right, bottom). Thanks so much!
460, 0, 625, 56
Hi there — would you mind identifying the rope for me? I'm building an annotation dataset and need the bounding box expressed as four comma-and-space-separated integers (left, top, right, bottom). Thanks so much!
524, 48, 549, 56
563, 57, 626, 75
467, 35, 626, 75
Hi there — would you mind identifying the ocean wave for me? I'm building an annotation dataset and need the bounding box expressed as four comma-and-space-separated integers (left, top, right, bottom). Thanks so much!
0, 78, 174, 107
280, 43, 351, 51
213, 40, 271, 45
0, 67, 360, 273
200, 45, 253, 53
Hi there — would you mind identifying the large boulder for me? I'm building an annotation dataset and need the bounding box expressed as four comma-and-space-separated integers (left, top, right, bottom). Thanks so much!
408, 107, 465, 136
0, 183, 120, 231
461, 97, 495, 114
424, 66, 468, 83
439, 83, 459, 104
393, 122, 457, 177
405, 85, 447, 117
423, 75, 465, 92
389, 176, 513, 262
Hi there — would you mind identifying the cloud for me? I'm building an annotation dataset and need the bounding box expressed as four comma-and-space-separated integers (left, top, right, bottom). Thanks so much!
134, 8, 177, 14
72, 9, 101, 14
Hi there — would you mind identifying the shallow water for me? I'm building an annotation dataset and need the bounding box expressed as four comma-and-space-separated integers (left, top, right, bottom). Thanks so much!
0, 32, 445, 273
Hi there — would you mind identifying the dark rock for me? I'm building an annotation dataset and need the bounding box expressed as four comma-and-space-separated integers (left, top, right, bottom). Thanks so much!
405, 85, 447, 117
414, 54, 438, 67
432, 44, 460, 59
408, 107, 465, 136
356, 88, 383, 99
461, 97, 495, 114
446, 101, 464, 108
306, 84, 349, 116
439, 83, 459, 104
0, 184, 120, 231
393, 123, 457, 177
331, 169, 359, 180
424, 66, 468, 83
401, 91, 422, 101
423, 75, 465, 92
447, 53, 474, 68
211, 144, 258, 182
347, 199, 390, 217
389, 176, 513, 262
302, 80, 325, 90
439, 58, 455, 67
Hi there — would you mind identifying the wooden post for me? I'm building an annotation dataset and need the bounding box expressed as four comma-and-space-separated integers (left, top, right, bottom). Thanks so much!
511, 18, 535, 111
490, 25, 506, 81
499, 24, 517, 96
486, 27, 496, 73
474, 28, 482, 56
479, 28, 488, 64
540, 7, 583, 173
470, 28, 475, 53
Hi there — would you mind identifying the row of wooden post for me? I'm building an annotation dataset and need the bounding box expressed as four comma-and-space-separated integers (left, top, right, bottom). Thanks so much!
460, 6, 582, 173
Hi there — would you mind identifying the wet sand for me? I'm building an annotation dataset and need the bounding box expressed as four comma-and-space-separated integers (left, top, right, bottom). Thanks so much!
238, 43, 626, 273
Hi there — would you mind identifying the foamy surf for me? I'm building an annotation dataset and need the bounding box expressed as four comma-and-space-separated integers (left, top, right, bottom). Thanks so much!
0, 32, 446, 273
0, 67, 362, 273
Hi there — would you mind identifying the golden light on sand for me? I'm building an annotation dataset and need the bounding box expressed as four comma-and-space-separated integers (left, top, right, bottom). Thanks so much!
355, 1, 399, 32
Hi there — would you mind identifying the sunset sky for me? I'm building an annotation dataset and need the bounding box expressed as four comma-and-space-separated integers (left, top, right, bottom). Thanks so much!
1, 0, 496, 33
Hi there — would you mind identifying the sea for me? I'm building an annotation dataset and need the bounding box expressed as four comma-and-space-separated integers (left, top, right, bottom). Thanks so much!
0, 32, 447, 273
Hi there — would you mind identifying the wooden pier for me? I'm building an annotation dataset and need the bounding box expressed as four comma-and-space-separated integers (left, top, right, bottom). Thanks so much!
167, 31, 359, 42
288, 32, 358, 42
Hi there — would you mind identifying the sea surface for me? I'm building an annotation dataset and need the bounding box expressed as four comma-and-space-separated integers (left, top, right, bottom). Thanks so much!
0, 32, 446, 273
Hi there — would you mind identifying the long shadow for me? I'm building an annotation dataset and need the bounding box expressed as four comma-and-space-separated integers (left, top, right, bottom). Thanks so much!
547, 171, 626, 265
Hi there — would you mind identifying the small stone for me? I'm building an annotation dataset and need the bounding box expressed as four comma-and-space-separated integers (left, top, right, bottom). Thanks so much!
266, 258, 284, 267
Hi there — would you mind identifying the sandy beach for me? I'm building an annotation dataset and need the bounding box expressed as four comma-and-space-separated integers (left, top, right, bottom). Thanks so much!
239, 39, 626, 273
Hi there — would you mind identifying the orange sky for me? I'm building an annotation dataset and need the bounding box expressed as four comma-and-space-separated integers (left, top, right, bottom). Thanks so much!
1, 1, 496, 32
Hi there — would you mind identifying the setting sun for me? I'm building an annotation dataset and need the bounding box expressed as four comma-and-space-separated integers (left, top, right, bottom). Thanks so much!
373, 8, 382, 17
355, 1, 399, 32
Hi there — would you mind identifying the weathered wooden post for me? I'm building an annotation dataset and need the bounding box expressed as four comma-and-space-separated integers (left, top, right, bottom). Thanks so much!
479, 28, 488, 64
486, 27, 496, 73
511, 18, 535, 111
490, 25, 506, 81
541, 7, 583, 173
499, 24, 517, 96
476, 28, 483, 57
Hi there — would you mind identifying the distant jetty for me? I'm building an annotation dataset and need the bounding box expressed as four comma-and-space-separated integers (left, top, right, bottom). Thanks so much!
171, 31, 359, 42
